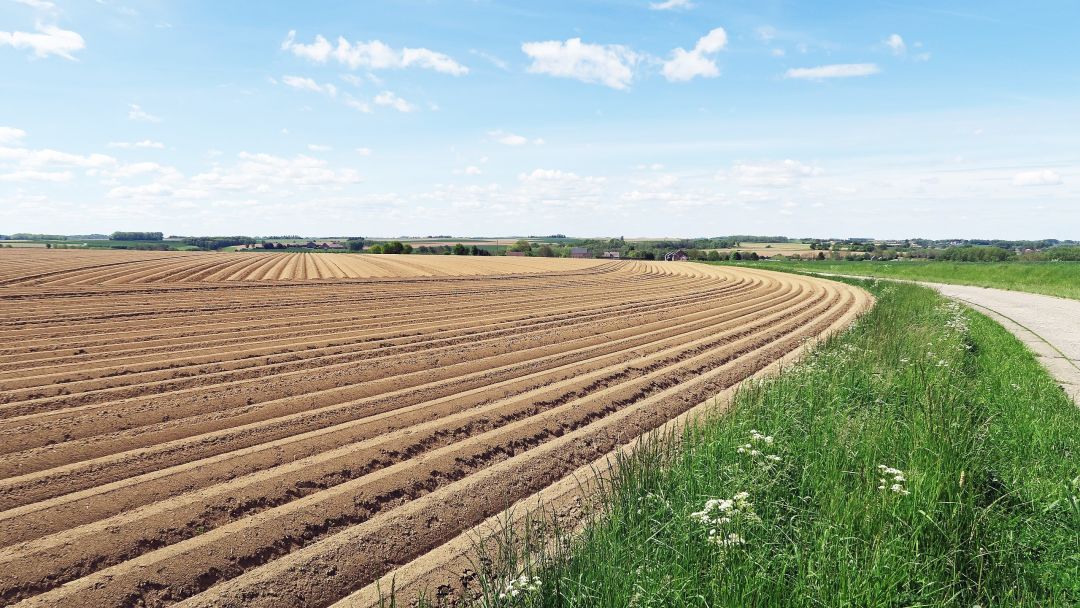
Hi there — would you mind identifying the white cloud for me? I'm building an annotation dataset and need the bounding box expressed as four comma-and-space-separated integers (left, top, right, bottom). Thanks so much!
469, 49, 509, 70
454, 165, 482, 176
498, 133, 527, 146
307, 144, 332, 152
488, 130, 544, 146
662, 27, 728, 82
355, 147, 373, 156
770, 48, 785, 57
281, 30, 468, 75
521, 38, 640, 90
13, 0, 58, 11
649, 0, 694, 10
0, 24, 84, 60
282, 75, 338, 97
756, 26, 777, 42
785, 63, 880, 80
127, 104, 161, 123
731, 159, 822, 187
0, 127, 27, 145
373, 91, 416, 112
885, 34, 906, 55
344, 94, 372, 113
105, 151, 363, 202
0, 169, 72, 182
1012, 169, 1062, 187
107, 140, 164, 149
105, 161, 178, 179
3, 147, 117, 168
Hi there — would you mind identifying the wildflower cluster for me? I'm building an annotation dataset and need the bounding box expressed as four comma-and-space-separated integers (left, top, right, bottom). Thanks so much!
689, 491, 760, 549
877, 465, 910, 495
499, 573, 541, 601
736, 430, 782, 466
635, 491, 670, 515
941, 301, 970, 334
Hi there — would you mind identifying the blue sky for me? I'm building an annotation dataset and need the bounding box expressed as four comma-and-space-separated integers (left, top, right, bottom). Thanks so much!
1, 0, 1077, 238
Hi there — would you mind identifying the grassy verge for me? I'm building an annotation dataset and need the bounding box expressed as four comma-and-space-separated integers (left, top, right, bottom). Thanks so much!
718, 260, 1080, 300
446, 281, 1079, 607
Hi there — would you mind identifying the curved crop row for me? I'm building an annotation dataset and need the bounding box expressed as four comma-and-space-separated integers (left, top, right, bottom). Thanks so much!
0, 250, 870, 607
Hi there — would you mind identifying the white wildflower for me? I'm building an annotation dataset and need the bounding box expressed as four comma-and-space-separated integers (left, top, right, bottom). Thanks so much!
876, 464, 911, 496
499, 573, 541, 600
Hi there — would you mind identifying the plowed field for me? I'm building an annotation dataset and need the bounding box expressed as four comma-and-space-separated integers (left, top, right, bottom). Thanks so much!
0, 250, 870, 607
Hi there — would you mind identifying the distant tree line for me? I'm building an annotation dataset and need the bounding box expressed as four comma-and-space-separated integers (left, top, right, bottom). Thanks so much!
182, 236, 257, 250
8, 233, 67, 240
110, 231, 163, 241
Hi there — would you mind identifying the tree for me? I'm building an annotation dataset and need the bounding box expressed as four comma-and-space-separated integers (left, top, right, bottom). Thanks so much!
382, 241, 405, 254
452, 243, 467, 255
706, 250, 721, 261
537, 245, 555, 257
402, 244, 413, 254
368, 244, 383, 254
346, 239, 365, 251
817, 251, 826, 260
510, 239, 532, 252
730, 252, 742, 261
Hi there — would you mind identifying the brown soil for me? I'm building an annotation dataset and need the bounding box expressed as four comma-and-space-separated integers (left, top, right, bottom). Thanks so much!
0, 249, 871, 607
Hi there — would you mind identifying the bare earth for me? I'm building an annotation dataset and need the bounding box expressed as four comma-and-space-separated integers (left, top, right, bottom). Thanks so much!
0, 250, 870, 607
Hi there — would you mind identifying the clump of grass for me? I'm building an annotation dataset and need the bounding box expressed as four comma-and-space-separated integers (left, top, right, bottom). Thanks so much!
440, 281, 1079, 607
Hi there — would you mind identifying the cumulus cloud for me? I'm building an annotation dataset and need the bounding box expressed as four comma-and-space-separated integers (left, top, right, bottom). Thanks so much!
1012, 169, 1062, 186
885, 34, 906, 55
0, 127, 27, 145
127, 104, 161, 123
107, 140, 165, 149
281, 30, 468, 75
785, 63, 880, 80
0, 24, 84, 60
521, 38, 640, 90
373, 91, 416, 112
307, 144, 332, 152
649, 0, 694, 9
282, 75, 338, 97
355, 147, 373, 156
662, 27, 728, 82
731, 159, 822, 187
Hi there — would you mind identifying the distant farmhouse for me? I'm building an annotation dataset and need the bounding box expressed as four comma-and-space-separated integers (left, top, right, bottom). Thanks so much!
570, 247, 589, 259
600, 251, 620, 259
664, 249, 689, 261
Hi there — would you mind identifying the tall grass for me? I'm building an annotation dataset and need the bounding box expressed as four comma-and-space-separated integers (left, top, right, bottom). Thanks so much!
447, 281, 1079, 607
719, 260, 1080, 300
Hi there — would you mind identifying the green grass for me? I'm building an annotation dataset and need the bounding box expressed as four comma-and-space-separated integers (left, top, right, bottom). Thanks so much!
447, 281, 1079, 607
721, 259, 1080, 300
